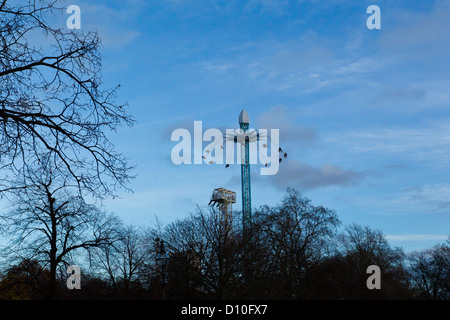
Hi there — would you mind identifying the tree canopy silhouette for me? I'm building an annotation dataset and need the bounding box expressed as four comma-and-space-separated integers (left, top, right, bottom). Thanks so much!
0, 0, 134, 198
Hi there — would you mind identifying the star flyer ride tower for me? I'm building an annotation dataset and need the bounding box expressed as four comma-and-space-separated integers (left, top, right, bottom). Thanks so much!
217, 109, 287, 234
238, 109, 252, 232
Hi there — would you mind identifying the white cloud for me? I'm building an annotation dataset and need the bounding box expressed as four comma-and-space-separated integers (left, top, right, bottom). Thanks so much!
347, 183, 450, 217
244, 0, 290, 16
331, 57, 381, 76
386, 234, 448, 242
76, 2, 141, 49
371, 88, 427, 104
378, 0, 450, 58
256, 105, 318, 147
402, 184, 450, 215
201, 61, 236, 74
328, 119, 450, 167
270, 159, 363, 190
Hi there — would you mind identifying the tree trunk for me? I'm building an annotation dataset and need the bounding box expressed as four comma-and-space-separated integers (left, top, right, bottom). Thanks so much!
48, 187, 58, 299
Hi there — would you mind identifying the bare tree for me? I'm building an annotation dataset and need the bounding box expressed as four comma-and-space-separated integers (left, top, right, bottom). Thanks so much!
408, 240, 450, 300
90, 224, 151, 299
163, 206, 247, 299
256, 188, 340, 298
156, 189, 340, 299
3, 167, 121, 299
0, 0, 134, 198
337, 224, 405, 271
326, 224, 409, 299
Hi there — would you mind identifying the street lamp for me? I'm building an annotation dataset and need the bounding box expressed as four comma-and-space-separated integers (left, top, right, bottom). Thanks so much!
155, 238, 170, 300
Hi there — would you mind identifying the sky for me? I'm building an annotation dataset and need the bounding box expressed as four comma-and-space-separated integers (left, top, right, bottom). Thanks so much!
62, 0, 449, 252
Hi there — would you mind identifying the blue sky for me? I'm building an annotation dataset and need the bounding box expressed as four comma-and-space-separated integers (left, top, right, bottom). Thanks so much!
67, 0, 449, 252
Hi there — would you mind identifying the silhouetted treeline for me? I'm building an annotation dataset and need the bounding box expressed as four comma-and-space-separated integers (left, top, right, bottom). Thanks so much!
1, 0, 445, 301
0, 188, 448, 300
